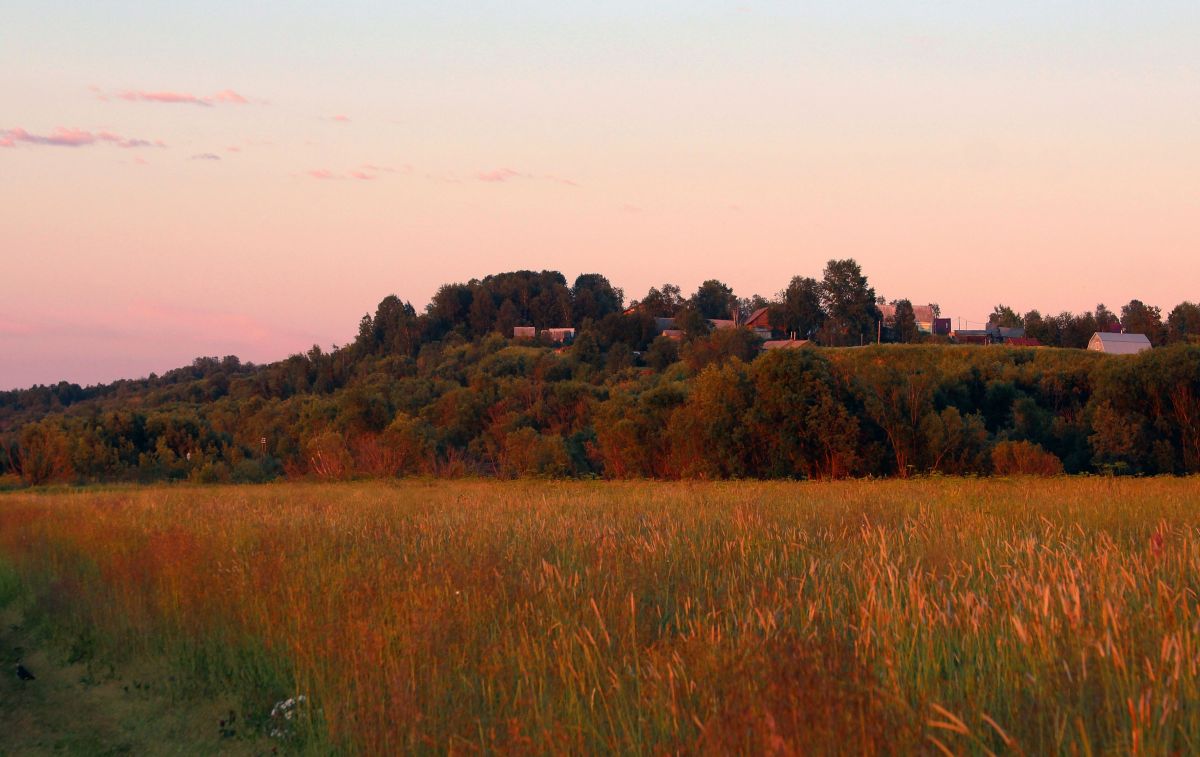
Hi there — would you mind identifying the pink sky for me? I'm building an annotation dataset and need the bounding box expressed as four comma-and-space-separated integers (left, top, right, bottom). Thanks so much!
2, 2, 1198, 389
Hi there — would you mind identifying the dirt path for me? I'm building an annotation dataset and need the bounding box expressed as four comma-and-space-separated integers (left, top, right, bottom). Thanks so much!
0, 605, 279, 756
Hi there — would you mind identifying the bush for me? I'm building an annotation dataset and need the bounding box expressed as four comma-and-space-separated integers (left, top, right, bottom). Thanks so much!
232, 458, 277, 484
991, 440, 1064, 476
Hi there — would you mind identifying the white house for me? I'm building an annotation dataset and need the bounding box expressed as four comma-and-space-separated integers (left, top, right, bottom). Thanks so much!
1088, 332, 1152, 354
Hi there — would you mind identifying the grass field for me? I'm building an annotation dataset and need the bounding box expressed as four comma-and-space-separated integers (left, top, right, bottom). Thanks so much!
2, 478, 1199, 754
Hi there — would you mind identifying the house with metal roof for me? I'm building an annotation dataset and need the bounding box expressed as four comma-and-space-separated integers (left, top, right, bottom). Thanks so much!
1088, 332, 1152, 354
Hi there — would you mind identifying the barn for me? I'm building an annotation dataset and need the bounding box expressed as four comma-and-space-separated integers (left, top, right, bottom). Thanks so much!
1088, 332, 1152, 354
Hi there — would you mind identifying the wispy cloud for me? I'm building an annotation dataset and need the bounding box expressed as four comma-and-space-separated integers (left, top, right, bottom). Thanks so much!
1, 127, 164, 149
109, 89, 252, 106
477, 167, 579, 186
191, 153, 221, 160
330, 114, 351, 123
477, 167, 523, 183
306, 163, 405, 181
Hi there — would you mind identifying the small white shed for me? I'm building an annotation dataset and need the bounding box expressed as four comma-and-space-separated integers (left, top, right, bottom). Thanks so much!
1088, 332, 1151, 354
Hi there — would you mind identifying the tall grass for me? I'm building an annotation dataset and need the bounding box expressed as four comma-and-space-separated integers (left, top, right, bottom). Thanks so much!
2, 478, 1199, 753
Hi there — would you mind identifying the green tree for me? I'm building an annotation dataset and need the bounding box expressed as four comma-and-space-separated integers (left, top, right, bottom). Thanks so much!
633, 284, 684, 317
571, 273, 623, 326
1094, 303, 1121, 333
468, 286, 499, 336
666, 360, 755, 478
819, 259, 879, 346
1023, 309, 1059, 346
773, 276, 825, 339
989, 305, 1023, 329
893, 300, 920, 343
689, 279, 738, 320
745, 349, 858, 478
1167, 302, 1200, 343
1120, 299, 1166, 345
643, 336, 680, 371
14, 421, 73, 485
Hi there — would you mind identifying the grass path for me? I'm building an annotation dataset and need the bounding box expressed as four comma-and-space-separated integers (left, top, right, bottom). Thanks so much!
0, 603, 276, 756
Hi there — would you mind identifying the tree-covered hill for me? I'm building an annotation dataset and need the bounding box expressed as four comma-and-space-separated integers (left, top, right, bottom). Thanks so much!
3, 264, 1199, 484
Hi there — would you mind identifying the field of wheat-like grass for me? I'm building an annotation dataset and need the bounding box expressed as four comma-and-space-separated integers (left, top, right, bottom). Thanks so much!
2, 478, 1199, 754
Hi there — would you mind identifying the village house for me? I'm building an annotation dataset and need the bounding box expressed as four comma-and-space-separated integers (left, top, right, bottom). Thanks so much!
951, 324, 1032, 346
743, 307, 774, 339
1088, 332, 1151, 354
541, 328, 575, 344
878, 303, 940, 334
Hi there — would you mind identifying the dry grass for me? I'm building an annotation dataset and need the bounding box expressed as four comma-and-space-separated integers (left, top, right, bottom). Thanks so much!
2, 478, 1199, 753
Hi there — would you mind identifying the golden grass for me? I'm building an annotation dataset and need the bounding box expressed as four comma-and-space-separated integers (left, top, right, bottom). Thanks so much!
2, 478, 1199, 753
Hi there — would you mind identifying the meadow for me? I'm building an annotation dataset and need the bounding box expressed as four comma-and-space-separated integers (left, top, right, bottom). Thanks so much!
2, 478, 1199, 754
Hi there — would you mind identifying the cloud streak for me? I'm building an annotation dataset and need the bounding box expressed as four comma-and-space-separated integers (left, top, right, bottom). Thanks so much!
477, 167, 523, 182
476, 167, 579, 186
306, 163, 406, 181
1, 127, 164, 149
110, 89, 251, 106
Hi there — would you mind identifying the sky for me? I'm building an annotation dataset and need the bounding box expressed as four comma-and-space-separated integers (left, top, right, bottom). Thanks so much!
2, 1, 1198, 389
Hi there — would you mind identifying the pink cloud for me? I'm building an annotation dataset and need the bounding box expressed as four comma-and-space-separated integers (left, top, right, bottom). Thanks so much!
96, 130, 164, 148
331, 115, 351, 122
113, 89, 252, 106
307, 163, 402, 181
361, 163, 410, 174
478, 168, 523, 182
210, 90, 249, 105
1, 127, 164, 149
476, 168, 579, 186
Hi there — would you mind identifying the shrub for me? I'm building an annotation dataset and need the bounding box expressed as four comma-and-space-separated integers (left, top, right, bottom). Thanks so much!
991, 440, 1064, 476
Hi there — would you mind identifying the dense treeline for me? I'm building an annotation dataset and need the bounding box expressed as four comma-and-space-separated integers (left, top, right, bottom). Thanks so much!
3, 264, 1199, 485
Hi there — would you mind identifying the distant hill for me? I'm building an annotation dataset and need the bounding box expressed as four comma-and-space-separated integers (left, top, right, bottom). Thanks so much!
4, 267, 1200, 484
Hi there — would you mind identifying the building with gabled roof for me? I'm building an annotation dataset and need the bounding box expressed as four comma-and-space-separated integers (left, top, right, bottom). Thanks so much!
879, 303, 938, 333
1088, 332, 1151, 354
